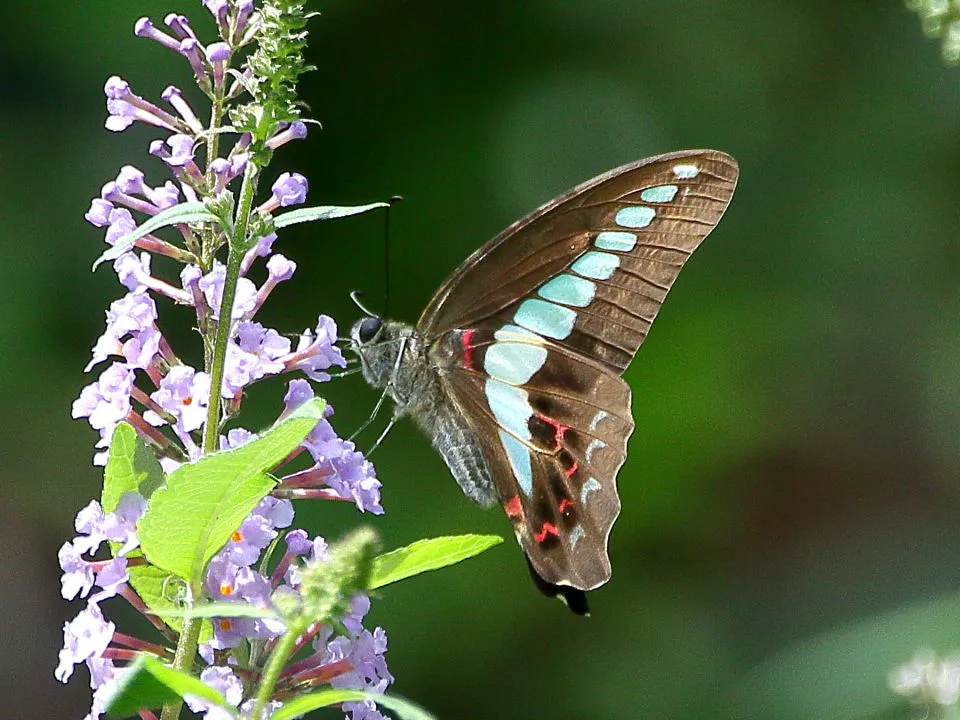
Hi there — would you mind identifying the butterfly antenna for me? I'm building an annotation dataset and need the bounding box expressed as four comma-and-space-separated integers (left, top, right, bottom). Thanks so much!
349, 290, 379, 318
383, 195, 403, 319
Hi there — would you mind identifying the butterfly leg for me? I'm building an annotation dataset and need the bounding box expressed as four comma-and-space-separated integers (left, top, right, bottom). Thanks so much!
366, 413, 400, 456
349, 335, 410, 443
348, 384, 392, 441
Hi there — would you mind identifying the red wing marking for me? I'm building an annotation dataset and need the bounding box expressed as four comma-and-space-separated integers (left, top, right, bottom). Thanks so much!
534, 522, 560, 543
564, 460, 578, 478
557, 497, 574, 514
536, 413, 568, 451
461, 328, 476, 369
503, 494, 524, 520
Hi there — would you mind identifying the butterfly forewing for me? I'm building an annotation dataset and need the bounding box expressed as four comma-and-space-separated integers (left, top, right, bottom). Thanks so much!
418, 150, 739, 373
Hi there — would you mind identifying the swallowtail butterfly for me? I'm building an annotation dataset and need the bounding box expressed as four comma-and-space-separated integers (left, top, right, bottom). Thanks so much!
351, 150, 739, 614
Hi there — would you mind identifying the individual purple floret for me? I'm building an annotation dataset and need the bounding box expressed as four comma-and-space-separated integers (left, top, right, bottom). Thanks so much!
185, 666, 244, 720
145, 365, 211, 434
282, 316, 347, 381
260, 171, 308, 212
198, 261, 259, 320
55, 603, 116, 683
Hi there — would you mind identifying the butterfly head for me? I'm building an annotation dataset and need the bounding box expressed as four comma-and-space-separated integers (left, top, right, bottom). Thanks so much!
349, 315, 412, 390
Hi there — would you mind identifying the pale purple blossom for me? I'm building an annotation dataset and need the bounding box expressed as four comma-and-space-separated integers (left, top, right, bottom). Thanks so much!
164, 133, 196, 167
283, 315, 346, 381
85, 198, 114, 227
72, 363, 134, 433
104, 207, 137, 246
266, 121, 308, 150
55, 603, 115, 683
185, 666, 244, 720
134, 17, 179, 52
145, 365, 211, 433
271, 172, 308, 207
198, 261, 259, 320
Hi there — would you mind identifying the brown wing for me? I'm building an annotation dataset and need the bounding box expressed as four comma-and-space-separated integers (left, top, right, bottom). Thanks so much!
433, 327, 633, 590
417, 149, 739, 373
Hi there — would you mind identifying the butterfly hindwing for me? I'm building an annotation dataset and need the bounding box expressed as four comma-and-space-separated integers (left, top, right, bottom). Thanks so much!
431, 327, 633, 592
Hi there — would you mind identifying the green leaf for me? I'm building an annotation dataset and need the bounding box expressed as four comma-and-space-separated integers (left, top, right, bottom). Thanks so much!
273, 202, 388, 228
92, 202, 217, 270
269, 690, 436, 720
370, 534, 503, 590
102, 423, 164, 512
152, 601, 281, 622
105, 654, 237, 719
138, 398, 325, 584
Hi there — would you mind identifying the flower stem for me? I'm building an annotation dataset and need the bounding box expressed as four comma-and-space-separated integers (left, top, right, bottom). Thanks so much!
158, 583, 204, 720
201, 160, 259, 454
249, 618, 300, 720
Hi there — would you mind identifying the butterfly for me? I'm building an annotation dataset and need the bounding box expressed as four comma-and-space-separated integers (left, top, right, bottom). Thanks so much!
350, 150, 739, 614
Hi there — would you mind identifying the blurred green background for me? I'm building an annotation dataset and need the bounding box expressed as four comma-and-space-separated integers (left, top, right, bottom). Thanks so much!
4, 1, 960, 718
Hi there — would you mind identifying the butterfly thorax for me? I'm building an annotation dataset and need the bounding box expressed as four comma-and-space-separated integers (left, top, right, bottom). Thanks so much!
350, 318, 498, 507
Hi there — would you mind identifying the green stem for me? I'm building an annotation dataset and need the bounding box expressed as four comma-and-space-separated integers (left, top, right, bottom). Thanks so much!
158, 582, 204, 720
159, 162, 260, 720
200, 160, 259, 454
249, 620, 304, 720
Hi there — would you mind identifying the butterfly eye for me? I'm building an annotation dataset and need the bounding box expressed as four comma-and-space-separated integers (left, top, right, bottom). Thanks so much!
357, 317, 383, 343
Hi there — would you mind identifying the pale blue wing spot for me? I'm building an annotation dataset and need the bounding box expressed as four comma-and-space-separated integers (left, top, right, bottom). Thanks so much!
585, 438, 605, 463
569, 524, 585, 549
494, 324, 543, 343
499, 429, 534, 496
589, 410, 609, 430
672, 164, 699, 179
594, 231, 637, 252
571, 251, 620, 281
483, 340, 547, 386
537, 273, 596, 308
580, 477, 601, 503
514, 298, 576, 340
640, 184, 678, 203
615, 206, 656, 228
485, 378, 532, 440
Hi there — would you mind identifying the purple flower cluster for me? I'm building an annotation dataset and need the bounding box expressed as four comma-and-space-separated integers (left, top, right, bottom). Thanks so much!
57, 497, 392, 720
70, 10, 381, 513
61, 4, 391, 719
